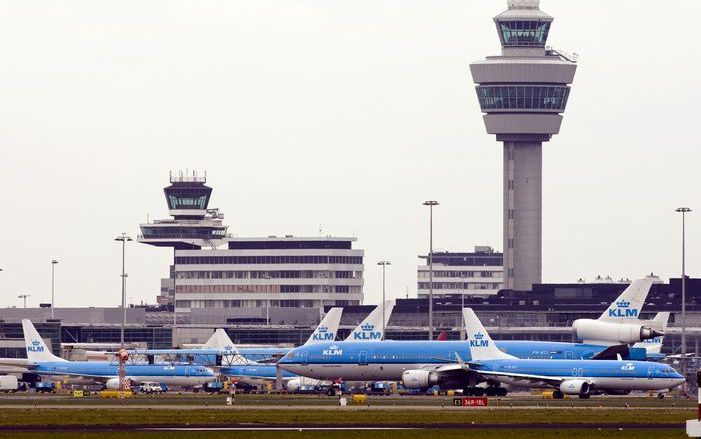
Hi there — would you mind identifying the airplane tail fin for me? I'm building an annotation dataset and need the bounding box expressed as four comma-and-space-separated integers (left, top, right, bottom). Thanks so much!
22, 320, 65, 363
345, 300, 395, 341
204, 329, 238, 354
632, 312, 669, 355
462, 308, 515, 361
436, 331, 448, 341
598, 278, 653, 322
305, 307, 343, 344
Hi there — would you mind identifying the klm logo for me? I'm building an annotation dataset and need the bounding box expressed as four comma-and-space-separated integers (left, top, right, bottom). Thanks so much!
224, 345, 234, 352
312, 326, 334, 341
322, 344, 343, 356
352, 323, 381, 340
608, 300, 638, 318
643, 337, 662, 344
27, 340, 44, 353
469, 332, 489, 348
621, 362, 635, 372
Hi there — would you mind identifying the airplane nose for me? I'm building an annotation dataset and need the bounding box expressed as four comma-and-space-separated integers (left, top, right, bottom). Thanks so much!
673, 377, 686, 388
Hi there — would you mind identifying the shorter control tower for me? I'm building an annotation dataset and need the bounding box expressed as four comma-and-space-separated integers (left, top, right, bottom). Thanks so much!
139, 171, 228, 250
139, 171, 229, 306
470, 0, 577, 291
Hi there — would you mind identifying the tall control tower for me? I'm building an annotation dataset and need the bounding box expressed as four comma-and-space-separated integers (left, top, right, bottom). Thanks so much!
470, 0, 577, 291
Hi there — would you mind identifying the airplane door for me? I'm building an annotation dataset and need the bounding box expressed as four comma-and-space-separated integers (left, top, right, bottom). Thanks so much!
359, 351, 368, 366
647, 366, 653, 379
301, 352, 308, 366
566, 351, 573, 360
186, 366, 191, 377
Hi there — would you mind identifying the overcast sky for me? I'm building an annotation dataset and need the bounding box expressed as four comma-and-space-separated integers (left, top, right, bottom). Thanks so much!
0, 0, 699, 308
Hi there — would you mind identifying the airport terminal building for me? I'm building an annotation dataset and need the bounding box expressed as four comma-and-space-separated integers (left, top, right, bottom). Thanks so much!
2, 277, 701, 358
139, 172, 364, 316
417, 247, 504, 298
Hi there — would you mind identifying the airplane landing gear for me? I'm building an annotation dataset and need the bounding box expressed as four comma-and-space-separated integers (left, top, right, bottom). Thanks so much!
657, 393, 665, 399
552, 390, 564, 399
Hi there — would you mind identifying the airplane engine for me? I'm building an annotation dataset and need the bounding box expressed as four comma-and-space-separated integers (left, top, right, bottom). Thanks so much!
401, 370, 439, 389
572, 319, 663, 344
559, 379, 589, 396
105, 377, 132, 390
105, 378, 121, 389
286, 378, 301, 392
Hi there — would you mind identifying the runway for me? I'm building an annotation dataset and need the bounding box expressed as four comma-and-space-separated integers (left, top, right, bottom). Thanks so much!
0, 403, 688, 411
0, 422, 685, 432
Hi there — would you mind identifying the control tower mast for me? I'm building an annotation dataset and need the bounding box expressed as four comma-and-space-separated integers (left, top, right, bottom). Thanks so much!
470, 0, 577, 291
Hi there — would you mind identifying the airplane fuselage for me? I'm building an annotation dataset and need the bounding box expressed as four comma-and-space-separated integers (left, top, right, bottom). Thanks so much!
33, 361, 216, 387
279, 340, 651, 382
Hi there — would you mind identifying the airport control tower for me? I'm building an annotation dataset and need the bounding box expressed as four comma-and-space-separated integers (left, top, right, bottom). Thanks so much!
139, 171, 229, 305
470, 0, 577, 291
139, 171, 228, 250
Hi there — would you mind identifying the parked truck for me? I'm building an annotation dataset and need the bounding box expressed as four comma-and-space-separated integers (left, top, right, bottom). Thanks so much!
0, 375, 18, 392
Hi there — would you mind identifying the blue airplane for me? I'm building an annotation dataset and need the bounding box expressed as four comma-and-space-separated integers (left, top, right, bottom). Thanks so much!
278, 316, 683, 397
453, 308, 684, 399
14, 320, 217, 389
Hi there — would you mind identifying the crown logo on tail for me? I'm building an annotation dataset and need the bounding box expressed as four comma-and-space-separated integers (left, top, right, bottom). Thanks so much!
616, 300, 630, 308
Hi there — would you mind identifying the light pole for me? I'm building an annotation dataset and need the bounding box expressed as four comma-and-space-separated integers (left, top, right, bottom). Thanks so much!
377, 261, 391, 341
114, 233, 132, 347
423, 200, 439, 340
51, 260, 58, 319
676, 207, 691, 355
18, 294, 30, 308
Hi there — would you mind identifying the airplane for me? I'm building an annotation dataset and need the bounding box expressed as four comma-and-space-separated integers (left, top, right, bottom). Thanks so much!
572, 278, 665, 346
10, 320, 217, 389
452, 308, 684, 399
218, 302, 396, 391
277, 287, 674, 396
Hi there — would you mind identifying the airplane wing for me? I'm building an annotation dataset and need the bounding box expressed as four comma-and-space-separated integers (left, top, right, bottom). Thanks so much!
467, 367, 564, 387
591, 344, 630, 360
0, 358, 33, 368
126, 348, 223, 356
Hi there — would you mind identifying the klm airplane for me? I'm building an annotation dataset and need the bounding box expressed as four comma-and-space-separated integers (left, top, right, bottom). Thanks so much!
219, 303, 395, 389
453, 309, 684, 399
279, 309, 684, 398
16, 320, 217, 389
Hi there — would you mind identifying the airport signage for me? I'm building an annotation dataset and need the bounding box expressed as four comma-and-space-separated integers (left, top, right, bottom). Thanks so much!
453, 397, 489, 407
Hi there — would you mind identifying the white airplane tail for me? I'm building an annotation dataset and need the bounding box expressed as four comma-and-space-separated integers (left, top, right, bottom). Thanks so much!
462, 309, 515, 361
22, 320, 66, 363
204, 329, 238, 354
598, 278, 653, 322
632, 312, 669, 354
306, 307, 343, 344
345, 300, 395, 341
